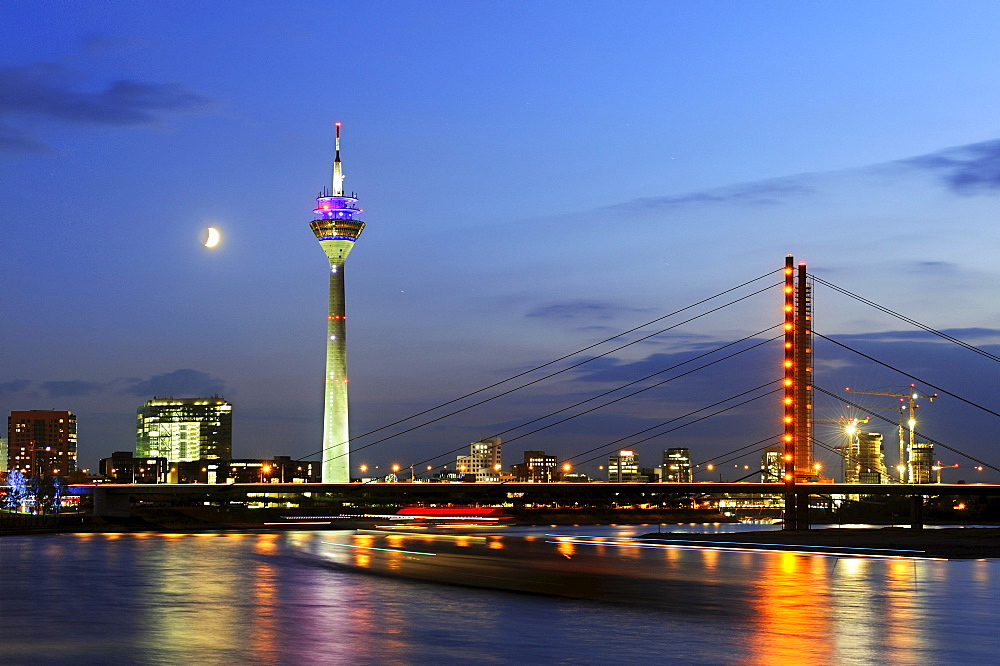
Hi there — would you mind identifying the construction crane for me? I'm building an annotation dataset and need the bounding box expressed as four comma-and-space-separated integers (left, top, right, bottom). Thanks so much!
932, 462, 959, 484
815, 416, 870, 482
845, 384, 938, 483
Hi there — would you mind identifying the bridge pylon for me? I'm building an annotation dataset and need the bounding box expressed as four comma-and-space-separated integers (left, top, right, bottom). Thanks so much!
783, 255, 814, 530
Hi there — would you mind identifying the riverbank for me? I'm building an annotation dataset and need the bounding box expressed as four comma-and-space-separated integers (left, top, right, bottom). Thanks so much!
638, 527, 1000, 559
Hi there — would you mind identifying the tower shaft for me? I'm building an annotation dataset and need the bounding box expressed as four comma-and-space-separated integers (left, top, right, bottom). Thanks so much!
321, 256, 351, 483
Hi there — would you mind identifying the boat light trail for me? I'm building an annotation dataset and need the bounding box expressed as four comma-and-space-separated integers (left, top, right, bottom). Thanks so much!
321, 541, 437, 556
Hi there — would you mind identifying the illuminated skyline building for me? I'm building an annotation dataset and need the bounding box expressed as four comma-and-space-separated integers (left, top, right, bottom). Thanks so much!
7, 410, 77, 477
909, 442, 934, 483
457, 437, 502, 481
761, 448, 782, 482
136, 397, 232, 462
662, 448, 692, 482
608, 450, 641, 483
310, 123, 365, 483
511, 450, 559, 482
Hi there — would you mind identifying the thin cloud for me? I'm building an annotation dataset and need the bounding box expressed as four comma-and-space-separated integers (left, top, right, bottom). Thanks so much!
0, 61, 212, 154
832, 328, 1000, 345
40, 380, 104, 398
526, 300, 649, 321
615, 179, 815, 213
0, 379, 32, 396
123, 369, 228, 398
901, 139, 1000, 194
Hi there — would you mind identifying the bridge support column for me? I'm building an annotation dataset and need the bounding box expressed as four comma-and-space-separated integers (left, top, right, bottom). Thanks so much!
910, 494, 924, 530
93, 487, 131, 518
797, 491, 810, 530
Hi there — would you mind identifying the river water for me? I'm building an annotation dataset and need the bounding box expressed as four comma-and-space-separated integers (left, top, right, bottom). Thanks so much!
2, 523, 998, 665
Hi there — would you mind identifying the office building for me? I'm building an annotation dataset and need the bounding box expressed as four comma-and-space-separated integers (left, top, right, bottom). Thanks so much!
100, 451, 168, 484
456, 437, 502, 481
909, 442, 934, 484
511, 450, 559, 482
7, 410, 77, 477
310, 124, 366, 483
761, 448, 782, 483
136, 397, 232, 462
662, 448, 692, 482
608, 450, 641, 483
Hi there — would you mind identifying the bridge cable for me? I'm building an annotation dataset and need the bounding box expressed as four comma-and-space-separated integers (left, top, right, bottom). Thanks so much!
694, 435, 784, 471
406, 329, 782, 472
310, 278, 783, 463
564, 385, 782, 469
814, 277, 1000, 363
813, 384, 1000, 474
302, 269, 781, 461
814, 331, 1000, 420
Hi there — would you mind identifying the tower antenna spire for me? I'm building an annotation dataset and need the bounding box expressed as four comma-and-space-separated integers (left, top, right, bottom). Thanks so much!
332, 122, 344, 196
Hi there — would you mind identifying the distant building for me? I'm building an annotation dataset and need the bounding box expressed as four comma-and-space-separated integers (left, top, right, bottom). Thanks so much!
0, 437, 7, 473
100, 451, 168, 484
608, 450, 641, 483
909, 442, 934, 484
761, 449, 782, 482
136, 397, 232, 462
456, 436, 502, 481
857, 432, 887, 484
510, 451, 559, 482
662, 448, 692, 482
7, 410, 78, 477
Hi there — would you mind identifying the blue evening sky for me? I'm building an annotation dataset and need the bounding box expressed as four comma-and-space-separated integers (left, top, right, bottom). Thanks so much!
3, 2, 1000, 479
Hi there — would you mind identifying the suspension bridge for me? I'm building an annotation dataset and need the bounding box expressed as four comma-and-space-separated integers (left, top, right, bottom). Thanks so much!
73, 256, 1000, 528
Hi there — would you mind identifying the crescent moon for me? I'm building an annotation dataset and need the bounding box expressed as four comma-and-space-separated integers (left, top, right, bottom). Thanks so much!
204, 227, 221, 248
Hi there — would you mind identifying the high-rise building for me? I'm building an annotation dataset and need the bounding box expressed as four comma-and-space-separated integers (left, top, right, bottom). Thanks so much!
457, 437, 502, 481
511, 450, 559, 482
662, 448, 692, 482
608, 450, 641, 482
7, 410, 77, 477
0, 437, 8, 472
857, 432, 887, 484
761, 448, 782, 482
908, 442, 934, 484
310, 123, 365, 483
136, 397, 232, 462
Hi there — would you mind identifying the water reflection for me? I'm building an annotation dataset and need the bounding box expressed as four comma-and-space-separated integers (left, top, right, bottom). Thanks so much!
2, 528, 999, 664
744, 552, 835, 663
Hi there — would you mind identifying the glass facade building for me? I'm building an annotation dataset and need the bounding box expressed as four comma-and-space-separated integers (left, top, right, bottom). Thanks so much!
136, 397, 232, 462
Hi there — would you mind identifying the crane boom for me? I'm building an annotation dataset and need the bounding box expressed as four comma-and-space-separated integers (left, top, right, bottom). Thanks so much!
844, 384, 938, 482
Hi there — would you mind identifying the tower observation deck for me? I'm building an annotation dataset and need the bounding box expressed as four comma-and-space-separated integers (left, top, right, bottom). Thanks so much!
309, 123, 365, 483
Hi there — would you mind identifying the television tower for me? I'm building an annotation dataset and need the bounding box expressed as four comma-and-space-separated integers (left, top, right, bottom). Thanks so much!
309, 123, 365, 483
